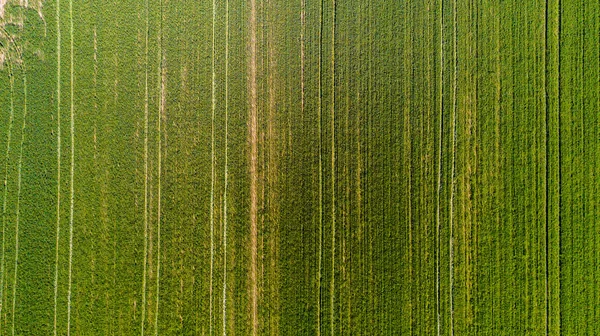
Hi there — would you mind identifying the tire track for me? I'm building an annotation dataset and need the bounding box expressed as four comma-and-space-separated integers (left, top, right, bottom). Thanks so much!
66, 0, 75, 334
329, 0, 336, 334
222, 1, 229, 334
449, 0, 458, 334
11, 67, 27, 336
209, 0, 216, 333
0, 63, 15, 333
53, 0, 62, 333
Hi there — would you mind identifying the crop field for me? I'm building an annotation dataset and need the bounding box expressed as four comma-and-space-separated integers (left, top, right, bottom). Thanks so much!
0, 0, 598, 334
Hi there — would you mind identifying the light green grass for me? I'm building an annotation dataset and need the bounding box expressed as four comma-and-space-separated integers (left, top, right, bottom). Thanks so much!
0, 0, 598, 335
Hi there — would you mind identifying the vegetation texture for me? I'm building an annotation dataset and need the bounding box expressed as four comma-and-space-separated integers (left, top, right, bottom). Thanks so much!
0, 0, 599, 335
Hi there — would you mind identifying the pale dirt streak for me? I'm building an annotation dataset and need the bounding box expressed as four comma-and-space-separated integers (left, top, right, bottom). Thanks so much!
248, 0, 259, 334
141, 0, 149, 334
154, 2, 165, 332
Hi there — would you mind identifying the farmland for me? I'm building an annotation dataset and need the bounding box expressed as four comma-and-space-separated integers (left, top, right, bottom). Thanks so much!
0, 0, 599, 334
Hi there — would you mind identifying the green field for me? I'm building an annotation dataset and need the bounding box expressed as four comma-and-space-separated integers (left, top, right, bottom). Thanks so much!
0, 0, 598, 334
